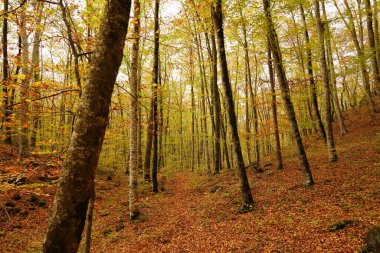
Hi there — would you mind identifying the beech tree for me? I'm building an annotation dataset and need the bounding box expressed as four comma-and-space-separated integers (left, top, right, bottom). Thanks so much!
212, 0, 254, 205
314, 0, 338, 162
43, 0, 132, 252
263, 0, 314, 186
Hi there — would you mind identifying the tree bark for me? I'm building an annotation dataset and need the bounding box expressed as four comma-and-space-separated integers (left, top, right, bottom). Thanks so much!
267, 39, 283, 171
314, 0, 338, 162
2, 0, 11, 144
129, 0, 141, 219
30, 2, 44, 148
151, 0, 160, 193
300, 3, 327, 141
212, 0, 253, 205
365, 0, 380, 95
264, 0, 314, 186
19, 3, 30, 158
321, 1, 347, 135
43, 1, 131, 252
335, 0, 376, 117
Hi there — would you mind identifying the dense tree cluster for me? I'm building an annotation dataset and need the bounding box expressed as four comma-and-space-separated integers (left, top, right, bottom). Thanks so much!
1, 0, 379, 251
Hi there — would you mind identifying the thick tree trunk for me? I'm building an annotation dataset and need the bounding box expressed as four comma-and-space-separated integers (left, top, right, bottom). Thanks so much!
129, 0, 141, 219
314, 0, 338, 162
264, 0, 314, 186
212, 0, 253, 205
43, 1, 131, 252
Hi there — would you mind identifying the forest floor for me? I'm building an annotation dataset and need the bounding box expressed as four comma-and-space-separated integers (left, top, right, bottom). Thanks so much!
0, 105, 380, 253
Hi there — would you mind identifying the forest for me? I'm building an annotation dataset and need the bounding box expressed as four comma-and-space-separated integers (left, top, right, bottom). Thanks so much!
0, 0, 379, 252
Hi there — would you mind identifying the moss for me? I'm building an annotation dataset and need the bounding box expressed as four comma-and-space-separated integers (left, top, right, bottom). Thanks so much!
29, 195, 39, 203
11, 194, 22, 201
210, 185, 224, 193
37, 200, 46, 207
328, 220, 354, 232
5, 201, 15, 207
115, 222, 124, 231
361, 225, 380, 253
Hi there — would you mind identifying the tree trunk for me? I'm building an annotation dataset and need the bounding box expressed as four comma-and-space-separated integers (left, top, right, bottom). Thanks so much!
365, 0, 380, 95
129, 0, 141, 219
2, 0, 11, 144
335, 0, 376, 117
30, 2, 44, 149
151, 0, 160, 193
299, 3, 327, 141
19, 4, 30, 158
43, 1, 131, 252
267, 39, 283, 171
321, 1, 347, 135
314, 0, 338, 162
209, 20, 222, 174
212, 0, 253, 205
264, 0, 314, 186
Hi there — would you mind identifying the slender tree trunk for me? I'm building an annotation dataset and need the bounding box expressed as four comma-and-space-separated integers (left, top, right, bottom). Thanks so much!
267, 39, 283, 171
129, 0, 141, 219
365, 0, 380, 95
240, 11, 252, 164
144, 106, 153, 182
300, 3, 326, 141
30, 2, 44, 148
335, 0, 376, 117
314, 0, 338, 162
212, 0, 253, 205
321, 1, 347, 135
43, 1, 132, 252
2, 0, 11, 144
373, 0, 380, 74
19, 4, 30, 158
59, 0, 82, 92
264, 0, 314, 186
151, 0, 160, 193
210, 22, 222, 174
84, 187, 94, 253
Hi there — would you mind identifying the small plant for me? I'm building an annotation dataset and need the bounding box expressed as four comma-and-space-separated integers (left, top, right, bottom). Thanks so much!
29, 195, 39, 203
11, 194, 21, 201
37, 200, 46, 207
329, 220, 354, 232
5, 201, 15, 207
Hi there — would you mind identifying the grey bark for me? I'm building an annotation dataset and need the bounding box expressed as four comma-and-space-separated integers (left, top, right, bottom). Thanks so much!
212, 0, 254, 205
43, 1, 131, 252
314, 0, 338, 162
264, 0, 314, 185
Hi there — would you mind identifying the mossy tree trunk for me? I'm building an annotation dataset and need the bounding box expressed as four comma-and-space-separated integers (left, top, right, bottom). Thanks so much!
43, 0, 132, 252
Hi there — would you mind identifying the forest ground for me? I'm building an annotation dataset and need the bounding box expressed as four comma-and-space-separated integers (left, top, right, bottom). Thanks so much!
0, 105, 379, 253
